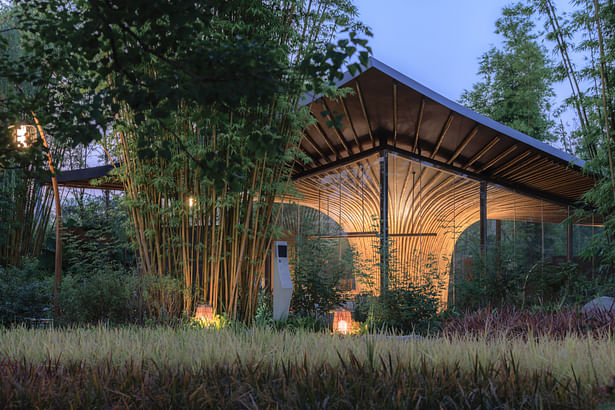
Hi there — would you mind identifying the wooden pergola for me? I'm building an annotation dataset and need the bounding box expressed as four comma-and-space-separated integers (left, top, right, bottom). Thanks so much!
56, 58, 598, 304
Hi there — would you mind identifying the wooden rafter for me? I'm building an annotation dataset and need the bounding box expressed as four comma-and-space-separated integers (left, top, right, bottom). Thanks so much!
322, 99, 353, 157
463, 137, 500, 170
478, 145, 517, 172
354, 81, 375, 147
412, 98, 425, 153
431, 112, 455, 159
491, 150, 532, 176
312, 120, 341, 160
340, 96, 362, 152
302, 131, 328, 161
447, 126, 479, 165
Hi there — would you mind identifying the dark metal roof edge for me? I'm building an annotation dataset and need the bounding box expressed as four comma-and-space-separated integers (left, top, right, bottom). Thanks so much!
305, 57, 585, 169
55, 164, 115, 183
299, 59, 376, 106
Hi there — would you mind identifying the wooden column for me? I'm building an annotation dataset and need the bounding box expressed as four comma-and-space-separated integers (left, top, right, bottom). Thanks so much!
479, 181, 487, 272
379, 149, 389, 292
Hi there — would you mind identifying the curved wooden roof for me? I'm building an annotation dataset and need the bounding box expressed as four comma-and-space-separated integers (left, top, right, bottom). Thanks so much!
293, 58, 593, 207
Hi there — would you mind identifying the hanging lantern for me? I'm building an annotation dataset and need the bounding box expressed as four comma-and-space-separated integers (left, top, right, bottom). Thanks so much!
188, 196, 195, 207
195, 304, 214, 321
332, 308, 352, 334
9, 124, 37, 148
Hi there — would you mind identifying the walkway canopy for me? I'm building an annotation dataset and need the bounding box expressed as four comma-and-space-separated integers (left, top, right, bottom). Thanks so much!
57, 58, 597, 302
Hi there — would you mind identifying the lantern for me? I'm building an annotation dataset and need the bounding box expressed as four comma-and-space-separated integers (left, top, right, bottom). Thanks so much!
9, 124, 37, 148
188, 196, 195, 207
332, 308, 352, 334
195, 304, 214, 321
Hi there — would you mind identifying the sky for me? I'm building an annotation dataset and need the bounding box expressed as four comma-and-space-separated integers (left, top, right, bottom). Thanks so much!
352, 0, 578, 141
353, 0, 514, 101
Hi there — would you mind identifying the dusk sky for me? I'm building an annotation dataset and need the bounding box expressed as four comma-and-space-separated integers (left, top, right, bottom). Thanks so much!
354, 0, 514, 100
353, 0, 577, 139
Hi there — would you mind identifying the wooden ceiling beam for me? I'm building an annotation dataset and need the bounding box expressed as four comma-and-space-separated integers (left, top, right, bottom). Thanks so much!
490, 150, 531, 176
355, 81, 375, 148
322, 99, 353, 157
412, 98, 425, 153
431, 112, 455, 159
463, 137, 500, 170
312, 120, 341, 160
302, 131, 328, 161
339, 96, 362, 152
478, 145, 517, 173
447, 126, 479, 165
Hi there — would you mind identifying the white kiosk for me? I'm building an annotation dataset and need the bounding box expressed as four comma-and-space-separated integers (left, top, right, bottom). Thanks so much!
272, 241, 293, 320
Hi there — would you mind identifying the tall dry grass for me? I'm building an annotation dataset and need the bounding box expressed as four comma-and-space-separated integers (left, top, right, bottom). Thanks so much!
1, 326, 613, 386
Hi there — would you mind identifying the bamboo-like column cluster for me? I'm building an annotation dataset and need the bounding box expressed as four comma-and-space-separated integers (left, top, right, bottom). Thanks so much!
291, 152, 572, 306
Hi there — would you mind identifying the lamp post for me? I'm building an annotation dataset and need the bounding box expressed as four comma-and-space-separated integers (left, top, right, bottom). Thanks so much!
10, 118, 62, 318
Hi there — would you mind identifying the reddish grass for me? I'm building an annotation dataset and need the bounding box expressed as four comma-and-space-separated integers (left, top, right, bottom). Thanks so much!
443, 306, 615, 339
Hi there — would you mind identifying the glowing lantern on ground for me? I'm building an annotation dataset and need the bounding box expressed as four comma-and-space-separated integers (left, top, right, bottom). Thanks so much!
9, 124, 37, 148
195, 304, 214, 321
332, 308, 352, 334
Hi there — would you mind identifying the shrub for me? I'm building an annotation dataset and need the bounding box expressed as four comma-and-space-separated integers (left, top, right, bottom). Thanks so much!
0, 259, 51, 325
290, 234, 354, 316
454, 261, 615, 310
58, 270, 140, 325
58, 269, 185, 325
355, 286, 441, 334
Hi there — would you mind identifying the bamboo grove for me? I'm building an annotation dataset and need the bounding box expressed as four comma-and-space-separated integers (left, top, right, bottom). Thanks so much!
100, 1, 371, 320
0, 9, 66, 268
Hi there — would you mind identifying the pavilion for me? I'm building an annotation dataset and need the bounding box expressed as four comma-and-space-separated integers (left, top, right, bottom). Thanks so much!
56, 58, 598, 305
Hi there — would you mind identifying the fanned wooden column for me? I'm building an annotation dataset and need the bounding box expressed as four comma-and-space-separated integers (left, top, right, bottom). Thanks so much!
290, 151, 570, 305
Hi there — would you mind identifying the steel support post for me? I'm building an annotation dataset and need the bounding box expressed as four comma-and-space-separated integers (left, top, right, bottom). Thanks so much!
479, 180, 487, 273
379, 149, 389, 292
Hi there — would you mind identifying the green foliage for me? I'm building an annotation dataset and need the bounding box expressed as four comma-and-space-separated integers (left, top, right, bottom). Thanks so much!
273, 314, 325, 332
530, 0, 615, 267
370, 287, 441, 334
61, 195, 134, 277
354, 224, 445, 334
7, 0, 371, 185
252, 289, 274, 328
460, 2, 556, 142
0, 6, 49, 169
355, 271, 443, 334
58, 270, 139, 325
290, 233, 354, 316
454, 259, 615, 311
0, 258, 51, 325
58, 270, 185, 325
190, 313, 231, 330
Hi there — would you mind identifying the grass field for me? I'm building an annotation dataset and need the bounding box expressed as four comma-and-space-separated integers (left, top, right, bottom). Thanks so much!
1, 326, 614, 408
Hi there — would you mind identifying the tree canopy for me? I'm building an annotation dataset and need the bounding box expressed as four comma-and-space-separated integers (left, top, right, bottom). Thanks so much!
460, 3, 556, 142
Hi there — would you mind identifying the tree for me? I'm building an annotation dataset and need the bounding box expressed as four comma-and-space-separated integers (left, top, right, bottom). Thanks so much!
531, 0, 615, 265
6, 0, 371, 320
460, 3, 557, 142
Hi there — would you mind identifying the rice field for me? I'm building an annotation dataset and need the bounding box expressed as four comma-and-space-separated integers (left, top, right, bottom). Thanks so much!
1, 326, 614, 408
